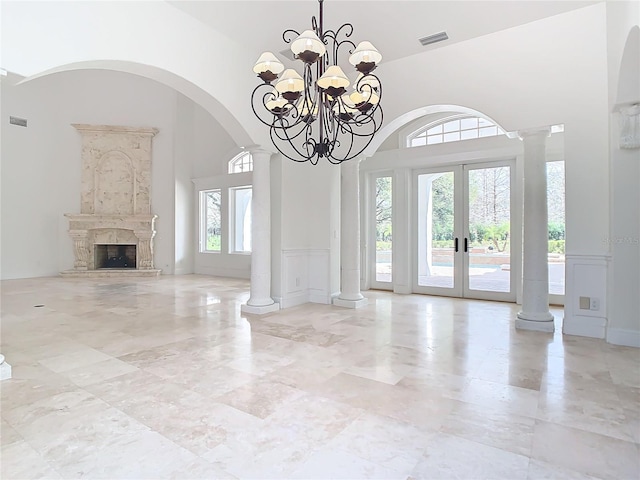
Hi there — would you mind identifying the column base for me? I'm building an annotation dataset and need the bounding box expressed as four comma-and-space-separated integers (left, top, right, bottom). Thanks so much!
516, 312, 555, 332
241, 302, 280, 315
0, 354, 12, 381
333, 297, 368, 309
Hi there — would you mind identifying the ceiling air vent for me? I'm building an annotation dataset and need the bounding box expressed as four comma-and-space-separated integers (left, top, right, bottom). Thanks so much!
419, 31, 448, 46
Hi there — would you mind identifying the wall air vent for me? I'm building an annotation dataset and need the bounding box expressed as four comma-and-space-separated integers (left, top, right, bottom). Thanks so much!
419, 31, 449, 46
9, 116, 27, 127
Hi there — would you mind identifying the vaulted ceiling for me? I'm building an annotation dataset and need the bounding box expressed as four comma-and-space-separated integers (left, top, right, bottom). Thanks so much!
169, 0, 599, 66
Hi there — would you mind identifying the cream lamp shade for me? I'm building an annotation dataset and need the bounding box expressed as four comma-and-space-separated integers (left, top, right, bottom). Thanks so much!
349, 41, 382, 73
349, 90, 380, 106
275, 69, 305, 101
317, 66, 350, 97
291, 30, 326, 63
253, 52, 285, 82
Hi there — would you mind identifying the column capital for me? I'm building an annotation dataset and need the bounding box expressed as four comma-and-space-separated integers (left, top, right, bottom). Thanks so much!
517, 127, 551, 140
245, 145, 275, 158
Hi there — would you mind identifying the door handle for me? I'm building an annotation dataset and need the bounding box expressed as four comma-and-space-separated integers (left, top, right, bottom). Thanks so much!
464, 238, 468, 253
454, 237, 459, 252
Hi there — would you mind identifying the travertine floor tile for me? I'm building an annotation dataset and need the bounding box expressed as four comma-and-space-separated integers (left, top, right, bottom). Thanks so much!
0, 275, 637, 479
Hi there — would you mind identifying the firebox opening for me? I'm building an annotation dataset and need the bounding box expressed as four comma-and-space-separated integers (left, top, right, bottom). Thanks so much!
95, 244, 136, 269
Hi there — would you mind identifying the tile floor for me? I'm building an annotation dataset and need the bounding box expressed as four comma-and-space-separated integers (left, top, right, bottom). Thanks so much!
1, 275, 638, 479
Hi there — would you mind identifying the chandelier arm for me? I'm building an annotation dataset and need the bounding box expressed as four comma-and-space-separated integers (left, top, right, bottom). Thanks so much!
274, 117, 317, 157
272, 123, 311, 142
270, 124, 318, 163
323, 24, 355, 66
347, 107, 384, 135
251, 84, 287, 128
282, 29, 301, 45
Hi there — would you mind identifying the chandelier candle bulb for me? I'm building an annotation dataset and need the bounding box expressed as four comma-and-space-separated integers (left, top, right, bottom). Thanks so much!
250, 0, 383, 164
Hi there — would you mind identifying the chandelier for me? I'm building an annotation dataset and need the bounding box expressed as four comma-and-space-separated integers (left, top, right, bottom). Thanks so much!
251, 0, 383, 165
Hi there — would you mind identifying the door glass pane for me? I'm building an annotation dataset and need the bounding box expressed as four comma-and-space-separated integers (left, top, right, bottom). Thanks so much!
375, 176, 392, 282
418, 172, 455, 288
204, 190, 221, 252
467, 166, 511, 292
547, 161, 565, 295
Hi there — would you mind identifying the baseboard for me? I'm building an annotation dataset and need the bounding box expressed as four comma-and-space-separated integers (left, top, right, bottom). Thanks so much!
562, 315, 606, 339
607, 328, 640, 348
194, 265, 249, 279
393, 285, 412, 294
279, 291, 308, 309
309, 292, 332, 304
174, 268, 194, 275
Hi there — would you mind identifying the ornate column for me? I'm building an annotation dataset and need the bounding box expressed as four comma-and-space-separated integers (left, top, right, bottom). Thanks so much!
134, 230, 156, 269
69, 230, 90, 270
334, 157, 367, 308
242, 149, 279, 314
516, 128, 554, 332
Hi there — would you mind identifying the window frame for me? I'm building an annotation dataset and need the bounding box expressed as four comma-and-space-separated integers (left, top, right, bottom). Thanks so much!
200, 188, 223, 253
228, 152, 253, 174
406, 115, 505, 148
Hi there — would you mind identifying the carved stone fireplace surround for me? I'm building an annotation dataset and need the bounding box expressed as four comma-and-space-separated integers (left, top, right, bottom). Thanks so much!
61, 124, 161, 277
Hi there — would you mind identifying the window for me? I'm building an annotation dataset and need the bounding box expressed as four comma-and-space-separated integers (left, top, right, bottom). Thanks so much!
201, 189, 222, 252
230, 186, 252, 253
228, 152, 253, 174
408, 116, 505, 148
547, 160, 565, 297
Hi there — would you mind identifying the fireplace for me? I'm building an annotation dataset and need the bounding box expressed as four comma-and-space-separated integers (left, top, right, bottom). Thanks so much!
61, 124, 161, 277
95, 244, 136, 269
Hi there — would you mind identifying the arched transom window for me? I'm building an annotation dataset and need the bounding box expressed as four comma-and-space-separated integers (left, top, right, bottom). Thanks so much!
407, 116, 505, 148
228, 152, 253, 174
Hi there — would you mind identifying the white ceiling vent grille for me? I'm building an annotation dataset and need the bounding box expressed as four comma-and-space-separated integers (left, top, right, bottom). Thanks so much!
419, 31, 449, 46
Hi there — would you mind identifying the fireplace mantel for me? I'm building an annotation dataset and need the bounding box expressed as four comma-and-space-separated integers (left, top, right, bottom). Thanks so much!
65, 214, 157, 232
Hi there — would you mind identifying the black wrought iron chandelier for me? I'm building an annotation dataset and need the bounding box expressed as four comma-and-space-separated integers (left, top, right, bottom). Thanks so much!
251, 0, 383, 165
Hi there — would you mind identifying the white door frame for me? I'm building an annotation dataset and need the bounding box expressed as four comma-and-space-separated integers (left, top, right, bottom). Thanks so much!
412, 159, 519, 302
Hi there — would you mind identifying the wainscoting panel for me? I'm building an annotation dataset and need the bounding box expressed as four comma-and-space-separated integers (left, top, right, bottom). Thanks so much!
563, 254, 609, 339
280, 249, 331, 308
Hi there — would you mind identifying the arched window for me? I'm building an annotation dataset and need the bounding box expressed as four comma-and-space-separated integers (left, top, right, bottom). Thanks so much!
407, 116, 505, 148
228, 152, 253, 174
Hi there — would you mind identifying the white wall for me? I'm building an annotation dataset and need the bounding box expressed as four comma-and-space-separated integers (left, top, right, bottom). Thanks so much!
1, 0, 262, 148
191, 103, 237, 180
373, 5, 609, 260
173, 93, 195, 275
1, 69, 226, 279
606, 1, 640, 346
272, 159, 340, 306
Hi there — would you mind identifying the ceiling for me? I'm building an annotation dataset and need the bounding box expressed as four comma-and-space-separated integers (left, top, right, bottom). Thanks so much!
169, 0, 599, 65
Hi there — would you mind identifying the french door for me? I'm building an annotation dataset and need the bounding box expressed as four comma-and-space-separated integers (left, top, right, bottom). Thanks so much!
413, 161, 516, 301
